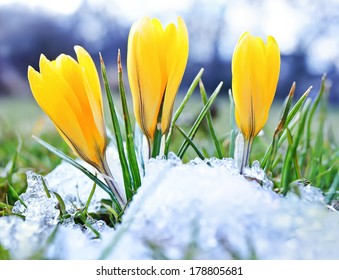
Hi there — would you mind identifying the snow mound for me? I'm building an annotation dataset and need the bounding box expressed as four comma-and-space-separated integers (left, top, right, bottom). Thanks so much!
0, 151, 338, 259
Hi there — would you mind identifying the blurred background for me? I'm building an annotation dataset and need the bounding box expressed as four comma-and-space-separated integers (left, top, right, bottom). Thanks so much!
0, 0, 338, 199
1, 0, 339, 103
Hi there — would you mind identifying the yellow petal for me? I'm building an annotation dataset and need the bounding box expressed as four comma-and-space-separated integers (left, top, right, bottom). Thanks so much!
128, 16, 165, 139
28, 48, 107, 168
127, 20, 143, 134
232, 32, 280, 139
127, 16, 189, 140
28, 65, 90, 157
74, 46, 106, 139
232, 33, 254, 138
231, 32, 280, 139
38, 54, 84, 117
161, 16, 189, 133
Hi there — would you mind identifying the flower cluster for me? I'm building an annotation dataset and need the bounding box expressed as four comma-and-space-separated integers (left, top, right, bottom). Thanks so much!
28, 16, 280, 206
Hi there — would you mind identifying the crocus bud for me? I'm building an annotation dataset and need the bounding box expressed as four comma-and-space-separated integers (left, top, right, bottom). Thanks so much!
232, 32, 280, 172
127, 16, 189, 144
28, 46, 125, 206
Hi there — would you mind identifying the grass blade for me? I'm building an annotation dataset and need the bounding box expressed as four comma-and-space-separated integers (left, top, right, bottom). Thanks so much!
262, 82, 296, 170
53, 191, 69, 218
177, 81, 223, 159
8, 183, 27, 208
176, 125, 205, 160
261, 84, 312, 168
325, 173, 339, 204
305, 74, 326, 151
164, 68, 204, 156
306, 76, 329, 186
84, 181, 96, 213
281, 98, 311, 195
40, 175, 51, 198
117, 50, 141, 191
199, 79, 222, 158
100, 53, 133, 201
284, 86, 312, 129
285, 128, 302, 179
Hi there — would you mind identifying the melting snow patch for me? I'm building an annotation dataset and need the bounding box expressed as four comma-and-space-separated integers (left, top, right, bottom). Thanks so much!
0, 151, 338, 259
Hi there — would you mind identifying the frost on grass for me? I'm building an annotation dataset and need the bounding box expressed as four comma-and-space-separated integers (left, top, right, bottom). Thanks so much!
0, 150, 338, 259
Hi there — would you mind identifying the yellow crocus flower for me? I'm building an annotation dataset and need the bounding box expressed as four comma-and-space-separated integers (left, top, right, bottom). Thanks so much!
28, 46, 125, 205
127, 16, 189, 148
232, 32, 280, 172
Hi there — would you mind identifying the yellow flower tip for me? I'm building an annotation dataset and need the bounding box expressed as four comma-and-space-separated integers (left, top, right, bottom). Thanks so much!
74, 45, 89, 60
73, 45, 83, 53
267, 35, 278, 45
150, 17, 163, 28
232, 31, 280, 140
127, 16, 189, 142
27, 65, 36, 77
38, 53, 49, 70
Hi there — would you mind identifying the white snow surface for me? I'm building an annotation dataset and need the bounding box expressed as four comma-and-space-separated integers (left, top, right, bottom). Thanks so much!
0, 148, 338, 260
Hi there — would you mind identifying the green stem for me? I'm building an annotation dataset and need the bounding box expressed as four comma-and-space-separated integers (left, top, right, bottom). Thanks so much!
100, 158, 126, 207
229, 89, 236, 159
151, 87, 165, 158
151, 126, 163, 158
239, 137, 253, 174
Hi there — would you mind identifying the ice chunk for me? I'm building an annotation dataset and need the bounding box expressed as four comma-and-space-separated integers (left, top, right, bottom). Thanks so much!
103, 156, 339, 260
0, 171, 59, 259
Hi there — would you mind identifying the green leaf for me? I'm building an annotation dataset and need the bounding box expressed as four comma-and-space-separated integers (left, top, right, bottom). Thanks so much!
307, 76, 329, 186
281, 98, 311, 195
117, 50, 141, 191
100, 201, 119, 222
53, 191, 70, 219
40, 175, 51, 198
99, 53, 133, 202
325, 173, 339, 204
164, 68, 204, 156
262, 82, 296, 170
199, 79, 222, 158
177, 81, 223, 159
175, 125, 205, 160
305, 74, 326, 151
84, 181, 97, 213
261, 84, 312, 169
8, 183, 27, 208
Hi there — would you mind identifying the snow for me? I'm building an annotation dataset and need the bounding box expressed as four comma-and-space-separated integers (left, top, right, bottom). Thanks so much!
0, 149, 338, 259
